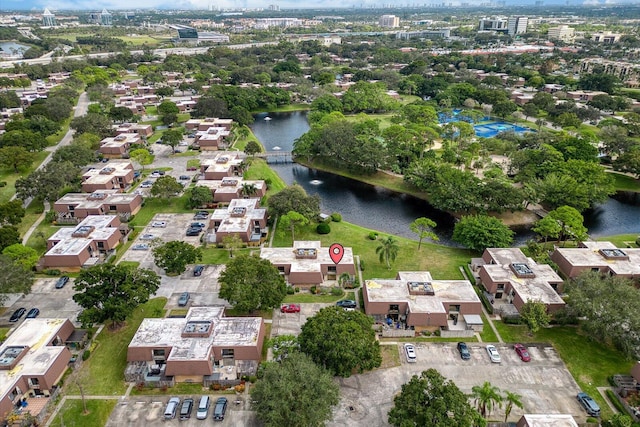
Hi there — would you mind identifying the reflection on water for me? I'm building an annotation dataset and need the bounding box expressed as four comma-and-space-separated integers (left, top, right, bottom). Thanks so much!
251, 112, 640, 245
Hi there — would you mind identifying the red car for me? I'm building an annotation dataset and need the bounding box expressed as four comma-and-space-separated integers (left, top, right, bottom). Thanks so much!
280, 304, 301, 313
514, 343, 531, 362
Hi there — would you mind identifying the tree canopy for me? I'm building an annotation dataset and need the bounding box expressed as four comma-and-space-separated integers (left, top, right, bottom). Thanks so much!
388, 368, 484, 427
298, 306, 381, 377
0, 255, 34, 305
267, 184, 320, 220
72, 264, 161, 328
251, 352, 340, 427
410, 217, 438, 250
150, 176, 182, 199
152, 241, 202, 275
519, 300, 551, 334
452, 214, 514, 252
218, 254, 287, 312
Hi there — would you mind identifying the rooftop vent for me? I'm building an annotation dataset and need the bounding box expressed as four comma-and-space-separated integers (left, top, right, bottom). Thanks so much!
407, 281, 435, 296
599, 248, 628, 260
115, 135, 127, 141
216, 156, 229, 164
99, 167, 115, 175
87, 192, 108, 200
295, 248, 317, 259
221, 179, 238, 186
0, 346, 28, 370
230, 207, 246, 217
72, 225, 95, 238
510, 263, 535, 278
182, 320, 213, 338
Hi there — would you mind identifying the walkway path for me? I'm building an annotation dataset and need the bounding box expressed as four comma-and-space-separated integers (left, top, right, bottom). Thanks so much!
458, 266, 503, 343
596, 386, 622, 414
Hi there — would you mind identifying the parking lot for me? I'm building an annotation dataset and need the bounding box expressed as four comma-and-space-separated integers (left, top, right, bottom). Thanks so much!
328, 342, 586, 427
157, 264, 228, 309
270, 302, 334, 337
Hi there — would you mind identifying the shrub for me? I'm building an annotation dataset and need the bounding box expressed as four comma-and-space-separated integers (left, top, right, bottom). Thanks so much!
636, 236, 640, 247
316, 222, 331, 234
45, 210, 57, 223
359, 259, 365, 271
330, 286, 342, 296
368, 232, 378, 240
286, 286, 295, 295
82, 350, 91, 361
294, 287, 300, 293
473, 285, 493, 315
248, 375, 257, 383
310, 285, 317, 294
606, 389, 626, 413
44, 269, 61, 276
503, 316, 522, 325
0, 182, 6, 187
434, 329, 441, 336
330, 212, 342, 222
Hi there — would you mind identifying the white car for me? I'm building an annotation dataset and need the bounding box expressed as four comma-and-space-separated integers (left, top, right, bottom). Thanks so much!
486, 345, 501, 363
139, 234, 155, 240
151, 221, 167, 228
404, 343, 417, 363
132, 243, 149, 250
140, 181, 153, 188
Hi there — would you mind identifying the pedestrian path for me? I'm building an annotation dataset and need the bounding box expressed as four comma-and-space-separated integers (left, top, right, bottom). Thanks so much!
458, 266, 503, 343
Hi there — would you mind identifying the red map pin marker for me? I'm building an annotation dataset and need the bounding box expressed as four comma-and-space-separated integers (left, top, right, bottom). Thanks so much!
329, 243, 344, 265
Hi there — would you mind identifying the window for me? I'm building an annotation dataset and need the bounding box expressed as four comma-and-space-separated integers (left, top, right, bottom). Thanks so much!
328, 266, 337, 273
591, 268, 599, 272
29, 378, 40, 388
153, 349, 166, 357
277, 266, 285, 273
9, 387, 21, 401
448, 305, 461, 313
68, 205, 75, 211
97, 241, 104, 249
389, 304, 399, 312
109, 205, 117, 211
221, 349, 234, 358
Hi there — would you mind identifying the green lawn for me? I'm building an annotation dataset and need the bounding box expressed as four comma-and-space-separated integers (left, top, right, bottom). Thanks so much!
67, 298, 167, 395
48, 399, 117, 427
26, 222, 69, 255
244, 158, 287, 196
0, 151, 49, 203
200, 247, 255, 264
596, 234, 639, 248
16, 201, 45, 237
130, 382, 207, 396
478, 312, 499, 343
609, 171, 640, 192
129, 195, 192, 227
272, 220, 476, 280
493, 322, 634, 419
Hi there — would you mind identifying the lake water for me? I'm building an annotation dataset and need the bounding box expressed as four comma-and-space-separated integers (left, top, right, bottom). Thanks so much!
0, 41, 29, 57
252, 111, 640, 245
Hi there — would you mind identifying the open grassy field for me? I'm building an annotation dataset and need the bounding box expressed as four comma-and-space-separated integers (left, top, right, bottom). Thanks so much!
48, 399, 117, 427
66, 298, 167, 396
244, 158, 287, 196
609, 171, 640, 192
272, 219, 476, 280
129, 194, 191, 227
0, 151, 49, 203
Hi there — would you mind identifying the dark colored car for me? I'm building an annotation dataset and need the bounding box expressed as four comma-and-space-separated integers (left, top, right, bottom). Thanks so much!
55, 276, 70, 289
213, 397, 227, 421
179, 398, 194, 420
179, 175, 190, 180
514, 343, 531, 362
577, 392, 601, 417
9, 307, 26, 322
457, 342, 471, 360
178, 292, 190, 307
26, 308, 40, 319
193, 265, 204, 277
336, 300, 357, 309
190, 222, 206, 229
186, 227, 202, 236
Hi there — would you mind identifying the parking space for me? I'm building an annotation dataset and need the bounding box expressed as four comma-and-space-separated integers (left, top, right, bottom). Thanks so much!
157, 265, 228, 308
328, 342, 586, 427
270, 303, 334, 337
105, 395, 259, 427
0, 278, 82, 328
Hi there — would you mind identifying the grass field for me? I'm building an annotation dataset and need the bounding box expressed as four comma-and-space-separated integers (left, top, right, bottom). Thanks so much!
48, 399, 117, 427
130, 194, 192, 227
244, 158, 287, 196
67, 298, 167, 396
0, 151, 49, 203
609, 171, 640, 192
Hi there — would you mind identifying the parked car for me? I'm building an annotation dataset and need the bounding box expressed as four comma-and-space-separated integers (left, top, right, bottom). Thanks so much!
140, 181, 153, 188
139, 234, 155, 240
26, 308, 40, 319
457, 342, 471, 360
55, 276, 69, 289
213, 397, 227, 421
577, 392, 601, 417
196, 395, 210, 420
151, 221, 167, 228
194, 211, 209, 220
404, 343, 417, 363
164, 397, 180, 420
132, 243, 149, 250
280, 304, 301, 313
186, 227, 202, 236
178, 292, 190, 307
486, 345, 501, 363
179, 175, 190, 180
336, 300, 357, 309
179, 398, 194, 420
193, 265, 204, 277
513, 343, 531, 362
9, 307, 26, 322
190, 222, 206, 229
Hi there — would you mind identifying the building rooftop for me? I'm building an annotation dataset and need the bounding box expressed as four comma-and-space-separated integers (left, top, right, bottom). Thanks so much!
129, 307, 262, 362
82, 160, 133, 184
365, 271, 480, 314
201, 153, 243, 174
555, 242, 640, 276
46, 215, 119, 256
260, 241, 354, 272
197, 179, 265, 194
100, 133, 141, 148
211, 199, 265, 234
519, 414, 579, 427
56, 190, 140, 210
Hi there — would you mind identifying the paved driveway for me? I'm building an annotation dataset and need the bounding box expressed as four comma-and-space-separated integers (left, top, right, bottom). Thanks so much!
270, 303, 334, 337
328, 342, 586, 427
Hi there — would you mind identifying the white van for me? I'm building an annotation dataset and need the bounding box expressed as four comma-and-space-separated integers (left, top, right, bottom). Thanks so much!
164, 397, 180, 419
196, 395, 210, 420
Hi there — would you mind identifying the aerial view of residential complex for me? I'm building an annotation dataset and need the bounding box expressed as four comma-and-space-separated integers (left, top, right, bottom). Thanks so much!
0, 2, 639, 426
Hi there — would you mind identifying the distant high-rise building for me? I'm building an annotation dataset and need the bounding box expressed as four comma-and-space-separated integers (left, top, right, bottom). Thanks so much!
268, 4, 280, 10
100, 9, 112, 26
507, 16, 528, 36
478, 17, 508, 32
547, 25, 575, 42
379, 15, 400, 28
42, 8, 56, 27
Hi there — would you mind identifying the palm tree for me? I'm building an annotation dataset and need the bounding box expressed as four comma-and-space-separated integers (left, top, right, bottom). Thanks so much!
375, 236, 399, 269
503, 391, 524, 422
471, 381, 503, 419
241, 183, 258, 198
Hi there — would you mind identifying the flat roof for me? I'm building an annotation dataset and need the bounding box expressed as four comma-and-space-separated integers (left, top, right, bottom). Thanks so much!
520, 414, 578, 427
46, 215, 119, 256
197, 179, 265, 193
555, 243, 640, 276
129, 307, 263, 362
55, 191, 139, 209
486, 248, 529, 265
482, 263, 564, 304
100, 133, 140, 147
260, 241, 355, 272
365, 271, 480, 314
211, 199, 265, 233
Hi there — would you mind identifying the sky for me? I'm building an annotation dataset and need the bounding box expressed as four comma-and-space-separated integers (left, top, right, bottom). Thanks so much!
0, 0, 626, 12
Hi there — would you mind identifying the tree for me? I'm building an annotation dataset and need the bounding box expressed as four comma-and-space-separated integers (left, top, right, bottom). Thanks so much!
251, 352, 340, 427
152, 241, 202, 275
503, 391, 523, 422
298, 306, 381, 377
161, 128, 183, 153
602, 414, 634, 427
244, 140, 262, 156
388, 369, 484, 427
129, 148, 153, 170
72, 264, 160, 328
150, 176, 182, 199
376, 235, 400, 269
15, 161, 80, 202
108, 106, 134, 123
492, 100, 517, 119
2, 244, 39, 270
70, 113, 113, 138
280, 210, 309, 242
532, 216, 561, 243
544, 206, 588, 245
0, 255, 34, 305
157, 100, 179, 116
0, 200, 25, 226
240, 182, 258, 198
522, 102, 539, 119
52, 144, 96, 167
0, 146, 34, 172
410, 217, 438, 250
189, 186, 213, 209
221, 234, 242, 258
452, 215, 514, 252
519, 300, 551, 334
268, 184, 321, 220
0, 226, 20, 252
471, 382, 503, 419
0, 129, 46, 152
218, 254, 286, 312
